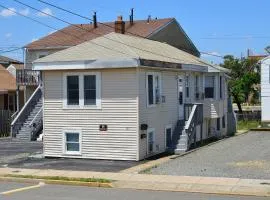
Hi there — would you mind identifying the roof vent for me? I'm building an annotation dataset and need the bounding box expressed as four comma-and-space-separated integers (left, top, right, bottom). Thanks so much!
93, 12, 97, 28
147, 15, 151, 23
115, 16, 125, 34
129, 8, 134, 26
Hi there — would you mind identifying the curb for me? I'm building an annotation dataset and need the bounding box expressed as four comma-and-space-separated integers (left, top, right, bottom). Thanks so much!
0, 176, 113, 188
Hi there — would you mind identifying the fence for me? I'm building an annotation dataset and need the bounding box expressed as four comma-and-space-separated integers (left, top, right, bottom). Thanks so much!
0, 110, 11, 137
235, 111, 261, 121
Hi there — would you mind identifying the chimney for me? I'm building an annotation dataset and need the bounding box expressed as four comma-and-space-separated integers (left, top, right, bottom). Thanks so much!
129, 8, 134, 25
93, 12, 97, 28
115, 16, 125, 34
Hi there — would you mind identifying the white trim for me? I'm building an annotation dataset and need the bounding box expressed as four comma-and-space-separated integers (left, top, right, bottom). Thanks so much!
147, 128, 155, 155
63, 72, 101, 109
165, 125, 172, 148
62, 128, 82, 155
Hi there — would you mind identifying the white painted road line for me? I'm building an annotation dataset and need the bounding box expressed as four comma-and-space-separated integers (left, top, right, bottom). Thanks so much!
1, 182, 45, 195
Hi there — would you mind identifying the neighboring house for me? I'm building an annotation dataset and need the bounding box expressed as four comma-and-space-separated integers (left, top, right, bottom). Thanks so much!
0, 64, 24, 112
25, 32, 233, 161
0, 55, 23, 69
260, 56, 270, 124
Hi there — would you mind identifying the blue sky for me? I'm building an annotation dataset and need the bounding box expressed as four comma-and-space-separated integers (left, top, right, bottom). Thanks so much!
0, 0, 269, 63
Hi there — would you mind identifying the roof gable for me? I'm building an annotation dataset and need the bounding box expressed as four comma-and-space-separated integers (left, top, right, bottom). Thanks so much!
26, 18, 173, 49
34, 32, 208, 70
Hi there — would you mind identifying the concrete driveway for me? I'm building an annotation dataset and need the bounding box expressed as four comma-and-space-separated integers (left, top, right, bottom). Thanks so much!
150, 131, 270, 179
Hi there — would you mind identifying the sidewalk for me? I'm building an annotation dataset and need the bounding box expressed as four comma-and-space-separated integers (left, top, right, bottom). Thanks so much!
0, 168, 269, 197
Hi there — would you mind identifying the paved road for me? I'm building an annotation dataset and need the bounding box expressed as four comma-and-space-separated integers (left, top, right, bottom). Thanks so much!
0, 181, 268, 200
8, 157, 139, 172
150, 132, 270, 179
0, 141, 42, 157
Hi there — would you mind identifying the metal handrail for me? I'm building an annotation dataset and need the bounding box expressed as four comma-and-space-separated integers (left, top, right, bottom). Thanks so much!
28, 106, 43, 127
11, 85, 41, 126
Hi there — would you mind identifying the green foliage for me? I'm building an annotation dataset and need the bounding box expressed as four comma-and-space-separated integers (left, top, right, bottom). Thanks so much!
237, 120, 260, 131
221, 55, 260, 112
4, 174, 112, 183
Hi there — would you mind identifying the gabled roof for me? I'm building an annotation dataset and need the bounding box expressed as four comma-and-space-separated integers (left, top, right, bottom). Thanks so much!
0, 55, 22, 65
26, 18, 173, 50
0, 64, 16, 91
34, 32, 209, 70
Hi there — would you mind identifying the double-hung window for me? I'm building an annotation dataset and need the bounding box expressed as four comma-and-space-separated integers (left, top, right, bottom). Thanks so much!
67, 76, 79, 105
63, 130, 81, 155
185, 75, 189, 98
64, 72, 101, 108
195, 75, 199, 99
147, 73, 161, 107
219, 76, 223, 99
205, 76, 215, 99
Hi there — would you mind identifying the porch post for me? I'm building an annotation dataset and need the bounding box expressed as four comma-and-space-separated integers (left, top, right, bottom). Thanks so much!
16, 86, 19, 112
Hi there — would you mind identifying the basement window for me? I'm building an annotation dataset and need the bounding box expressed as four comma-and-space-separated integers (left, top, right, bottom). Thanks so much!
64, 130, 81, 155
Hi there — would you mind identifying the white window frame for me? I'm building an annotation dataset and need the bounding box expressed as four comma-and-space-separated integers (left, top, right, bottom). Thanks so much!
146, 72, 162, 108
63, 72, 101, 109
147, 128, 155, 154
62, 129, 82, 155
165, 125, 172, 148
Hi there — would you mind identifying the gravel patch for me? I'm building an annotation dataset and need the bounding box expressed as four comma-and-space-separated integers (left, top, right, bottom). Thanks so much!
150, 131, 270, 179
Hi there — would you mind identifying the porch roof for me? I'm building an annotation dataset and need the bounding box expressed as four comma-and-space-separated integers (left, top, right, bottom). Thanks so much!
33, 33, 209, 71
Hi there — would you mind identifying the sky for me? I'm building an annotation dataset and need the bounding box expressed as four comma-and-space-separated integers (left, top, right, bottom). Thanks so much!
0, 0, 269, 64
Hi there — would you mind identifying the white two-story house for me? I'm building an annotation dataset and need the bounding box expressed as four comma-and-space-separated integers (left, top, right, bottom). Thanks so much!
24, 32, 235, 161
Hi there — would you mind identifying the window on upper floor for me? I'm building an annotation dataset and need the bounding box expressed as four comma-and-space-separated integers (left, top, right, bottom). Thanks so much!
185, 75, 190, 98
64, 72, 101, 109
220, 76, 223, 99
147, 73, 161, 107
205, 76, 215, 99
195, 75, 200, 99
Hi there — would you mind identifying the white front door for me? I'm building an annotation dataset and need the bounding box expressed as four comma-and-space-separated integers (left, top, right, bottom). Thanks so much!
178, 75, 184, 120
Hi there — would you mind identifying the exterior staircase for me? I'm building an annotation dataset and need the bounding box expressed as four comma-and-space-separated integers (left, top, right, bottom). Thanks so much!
171, 104, 203, 154
11, 86, 43, 141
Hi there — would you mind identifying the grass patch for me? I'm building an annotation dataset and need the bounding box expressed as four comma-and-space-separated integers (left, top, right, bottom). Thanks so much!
237, 120, 260, 131
140, 165, 158, 174
3, 174, 112, 183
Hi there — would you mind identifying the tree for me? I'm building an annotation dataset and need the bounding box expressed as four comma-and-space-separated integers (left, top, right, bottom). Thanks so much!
221, 55, 260, 113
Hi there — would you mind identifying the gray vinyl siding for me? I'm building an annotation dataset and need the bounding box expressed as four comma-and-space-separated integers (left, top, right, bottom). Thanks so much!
261, 60, 270, 121
138, 68, 179, 160
43, 68, 139, 160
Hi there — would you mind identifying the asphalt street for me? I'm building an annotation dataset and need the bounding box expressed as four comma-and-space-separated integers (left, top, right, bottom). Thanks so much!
0, 181, 269, 200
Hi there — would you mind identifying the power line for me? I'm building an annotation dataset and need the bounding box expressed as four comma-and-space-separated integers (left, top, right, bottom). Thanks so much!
0, 4, 135, 57
10, 1, 210, 64
36, 0, 202, 56
37, 0, 144, 38
0, 47, 22, 54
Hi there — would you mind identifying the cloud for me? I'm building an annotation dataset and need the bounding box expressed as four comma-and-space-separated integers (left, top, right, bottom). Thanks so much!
5, 33, 12, 39
0, 8, 16, 17
37, 8, 52, 17
19, 8, 30, 16
31, 38, 38, 42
